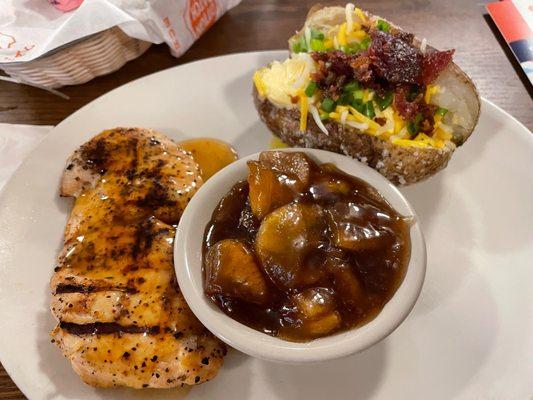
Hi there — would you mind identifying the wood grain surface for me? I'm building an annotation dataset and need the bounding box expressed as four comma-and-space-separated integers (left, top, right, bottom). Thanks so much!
0, 0, 531, 398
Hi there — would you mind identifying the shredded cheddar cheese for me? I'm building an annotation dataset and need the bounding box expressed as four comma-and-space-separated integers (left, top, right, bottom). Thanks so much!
299, 93, 308, 132
393, 112, 404, 134
417, 133, 445, 148
347, 106, 380, 132
347, 30, 366, 41
338, 23, 348, 46
377, 108, 395, 138
433, 127, 452, 141
392, 138, 431, 148
393, 133, 446, 149
253, 71, 266, 97
354, 7, 367, 23
270, 137, 289, 149
434, 114, 442, 127
424, 85, 440, 104
362, 89, 374, 102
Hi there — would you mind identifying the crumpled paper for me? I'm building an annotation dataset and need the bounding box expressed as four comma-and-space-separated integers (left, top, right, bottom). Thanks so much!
0, 0, 241, 64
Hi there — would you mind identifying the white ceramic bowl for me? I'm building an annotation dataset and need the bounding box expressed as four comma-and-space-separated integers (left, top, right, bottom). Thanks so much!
174, 148, 426, 363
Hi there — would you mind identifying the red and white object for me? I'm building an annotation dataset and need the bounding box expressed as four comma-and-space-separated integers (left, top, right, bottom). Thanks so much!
0, 0, 241, 64
486, 0, 533, 84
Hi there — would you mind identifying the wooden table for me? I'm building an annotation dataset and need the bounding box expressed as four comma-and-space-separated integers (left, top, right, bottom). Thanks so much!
0, 0, 531, 398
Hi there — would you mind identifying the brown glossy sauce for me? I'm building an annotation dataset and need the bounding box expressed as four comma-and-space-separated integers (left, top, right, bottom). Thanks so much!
179, 138, 238, 180
203, 152, 411, 342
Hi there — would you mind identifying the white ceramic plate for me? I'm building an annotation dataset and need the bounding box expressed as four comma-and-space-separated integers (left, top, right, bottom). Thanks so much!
0, 51, 531, 400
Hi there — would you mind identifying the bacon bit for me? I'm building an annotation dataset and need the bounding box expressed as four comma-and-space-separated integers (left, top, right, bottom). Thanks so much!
394, 89, 419, 119
311, 52, 351, 99
420, 118, 433, 133
312, 51, 355, 77
375, 117, 387, 126
396, 32, 415, 45
289, 95, 300, 104
421, 49, 454, 84
350, 54, 373, 85
393, 85, 437, 130
369, 30, 422, 85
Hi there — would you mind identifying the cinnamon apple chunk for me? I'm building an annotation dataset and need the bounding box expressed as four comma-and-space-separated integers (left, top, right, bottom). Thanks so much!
205, 239, 270, 305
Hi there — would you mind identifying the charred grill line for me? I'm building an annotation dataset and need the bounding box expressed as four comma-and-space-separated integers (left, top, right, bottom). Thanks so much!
54, 283, 139, 295
60, 321, 161, 336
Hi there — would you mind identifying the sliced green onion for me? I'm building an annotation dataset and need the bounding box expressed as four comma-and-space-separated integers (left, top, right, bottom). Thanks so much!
321, 98, 336, 112
340, 43, 360, 54
319, 111, 330, 120
292, 42, 301, 53
293, 35, 308, 53
353, 90, 364, 101
363, 101, 375, 119
407, 113, 424, 138
343, 81, 360, 92
351, 99, 364, 113
436, 107, 448, 117
407, 121, 416, 137
360, 37, 371, 50
311, 29, 325, 40
347, 42, 361, 54
305, 81, 317, 97
310, 38, 326, 52
375, 91, 393, 110
339, 92, 353, 105
377, 19, 391, 32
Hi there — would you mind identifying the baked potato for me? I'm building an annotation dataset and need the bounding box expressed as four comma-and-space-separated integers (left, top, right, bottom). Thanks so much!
253, 4, 480, 185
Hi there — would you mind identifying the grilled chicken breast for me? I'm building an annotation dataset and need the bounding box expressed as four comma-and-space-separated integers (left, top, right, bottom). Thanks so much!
51, 128, 226, 389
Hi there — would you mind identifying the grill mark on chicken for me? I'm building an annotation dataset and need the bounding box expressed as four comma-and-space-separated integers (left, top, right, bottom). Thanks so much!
51, 128, 225, 389
54, 283, 139, 294
60, 322, 161, 335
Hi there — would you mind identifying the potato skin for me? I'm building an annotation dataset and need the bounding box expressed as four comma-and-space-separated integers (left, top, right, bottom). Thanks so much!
253, 87, 453, 186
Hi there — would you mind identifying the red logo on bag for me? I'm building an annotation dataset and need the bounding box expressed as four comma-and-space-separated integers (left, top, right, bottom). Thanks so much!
186, 0, 217, 37
162, 17, 181, 51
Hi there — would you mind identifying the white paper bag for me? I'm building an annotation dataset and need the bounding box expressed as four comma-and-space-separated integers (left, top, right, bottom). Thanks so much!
0, 0, 241, 64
